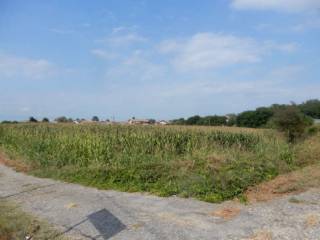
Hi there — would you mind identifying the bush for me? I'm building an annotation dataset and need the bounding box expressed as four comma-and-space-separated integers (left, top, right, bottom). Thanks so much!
55, 116, 72, 123
29, 117, 38, 123
299, 99, 320, 119
91, 116, 99, 122
42, 118, 49, 122
236, 107, 273, 128
271, 106, 312, 143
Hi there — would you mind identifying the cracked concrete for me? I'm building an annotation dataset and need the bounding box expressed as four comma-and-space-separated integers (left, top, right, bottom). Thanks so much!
1, 164, 320, 240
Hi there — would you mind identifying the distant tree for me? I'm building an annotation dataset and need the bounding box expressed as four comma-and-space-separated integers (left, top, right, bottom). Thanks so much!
226, 114, 237, 126
171, 118, 185, 125
197, 115, 227, 126
299, 99, 320, 119
42, 118, 49, 122
29, 116, 38, 123
186, 115, 201, 125
1, 120, 9, 124
271, 106, 313, 143
236, 107, 273, 128
54, 116, 69, 123
92, 116, 99, 122
148, 119, 156, 124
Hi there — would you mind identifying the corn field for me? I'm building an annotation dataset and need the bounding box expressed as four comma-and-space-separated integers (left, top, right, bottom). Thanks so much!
0, 123, 293, 202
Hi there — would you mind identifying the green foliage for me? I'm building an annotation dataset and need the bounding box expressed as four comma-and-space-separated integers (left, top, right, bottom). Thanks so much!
226, 114, 237, 126
172, 115, 227, 126
54, 116, 73, 123
0, 124, 294, 203
1, 120, 19, 124
29, 116, 38, 123
0, 200, 64, 240
299, 99, 320, 119
171, 99, 320, 129
171, 118, 186, 125
186, 115, 201, 125
42, 118, 50, 123
271, 106, 313, 143
236, 107, 273, 128
91, 116, 99, 122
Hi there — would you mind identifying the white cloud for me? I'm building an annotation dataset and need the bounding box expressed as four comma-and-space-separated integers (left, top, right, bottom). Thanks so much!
0, 54, 56, 79
20, 107, 30, 112
49, 28, 74, 34
159, 33, 296, 71
291, 18, 320, 32
90, 49, 118, 60
105, 51, 167, 83
98, 32, 147, 46
231, 0, 320, 12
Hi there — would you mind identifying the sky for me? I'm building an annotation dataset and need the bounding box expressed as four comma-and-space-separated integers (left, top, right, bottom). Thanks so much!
0, 0, 319, 121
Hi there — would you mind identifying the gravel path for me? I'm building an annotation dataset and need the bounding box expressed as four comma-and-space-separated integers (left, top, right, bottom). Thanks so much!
1, 164, 320, 240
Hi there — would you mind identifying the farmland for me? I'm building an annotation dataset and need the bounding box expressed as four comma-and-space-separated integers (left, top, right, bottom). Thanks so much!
0, 123, 317, 202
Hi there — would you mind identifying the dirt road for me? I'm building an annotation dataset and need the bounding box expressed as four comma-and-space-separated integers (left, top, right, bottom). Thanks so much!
1, 164, 320, 240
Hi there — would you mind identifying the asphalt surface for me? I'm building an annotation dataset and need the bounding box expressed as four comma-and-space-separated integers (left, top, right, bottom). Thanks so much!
1, 164, 320, 240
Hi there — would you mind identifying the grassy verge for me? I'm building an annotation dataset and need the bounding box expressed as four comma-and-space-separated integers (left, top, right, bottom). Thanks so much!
0, 200, 65, 240
246, 129, 320, 202
0, 123, 316, 203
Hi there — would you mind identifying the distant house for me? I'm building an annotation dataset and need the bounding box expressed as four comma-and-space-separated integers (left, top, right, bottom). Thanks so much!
158, 120, 169, 125
128, 119, 154, 125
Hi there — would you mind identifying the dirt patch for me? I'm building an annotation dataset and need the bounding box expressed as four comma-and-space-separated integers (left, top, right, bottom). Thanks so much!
210, 207, 241, 220
305, 214, 319, 228
245, 231, 273, 240
0, 151, 31, 173
246, 164, 320, 203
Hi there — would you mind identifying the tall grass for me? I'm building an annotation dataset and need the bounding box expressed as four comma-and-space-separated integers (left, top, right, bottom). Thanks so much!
0, 124, 294, 202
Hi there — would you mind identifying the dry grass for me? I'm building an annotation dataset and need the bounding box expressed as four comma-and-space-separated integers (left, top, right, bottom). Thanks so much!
0, 200, 66, 240
246, 132, 320, 203
305, 214, 320, 228
245, 231, 273, 240
246, 164, 320, 203
0, 150, 31, 172
210, 206, 241, 220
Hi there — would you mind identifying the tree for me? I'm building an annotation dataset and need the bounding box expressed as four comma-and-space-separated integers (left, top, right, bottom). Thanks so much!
54, 116, 69, 123
92, 116, 99, 122
1, 120, 18, 124
299, 99, 320, 119
29, 116, 38, 123
226, 114, 237, 126
186, 115, 201, 125
236, 107, 273, 128
148, 119, 156, 124
271, 106, 312, 143
197, 115, 227, 126
42, 118, 49, 122
171, 118, 185, 125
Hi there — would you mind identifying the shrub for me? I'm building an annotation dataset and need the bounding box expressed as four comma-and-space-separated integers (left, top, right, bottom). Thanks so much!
42, 118, 50, 122
29, 117, 38, 123
271, 106, 312, 143
92, 116, 99, 122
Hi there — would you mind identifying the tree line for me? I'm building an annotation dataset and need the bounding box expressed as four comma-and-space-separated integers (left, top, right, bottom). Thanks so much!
171, 99, 320, 128
171, 99, 320, 142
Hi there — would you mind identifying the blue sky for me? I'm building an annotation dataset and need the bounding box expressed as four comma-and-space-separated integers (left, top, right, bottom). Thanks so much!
1, 0, 319, 121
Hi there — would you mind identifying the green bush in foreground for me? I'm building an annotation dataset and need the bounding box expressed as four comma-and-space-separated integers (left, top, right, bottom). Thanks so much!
0, 124, 294, 202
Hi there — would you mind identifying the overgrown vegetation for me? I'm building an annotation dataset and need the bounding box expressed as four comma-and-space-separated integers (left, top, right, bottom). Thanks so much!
171, 99, 320, 129
0, 200, 65, 240
0, 124, 305, 202
271, 106, 313, 143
